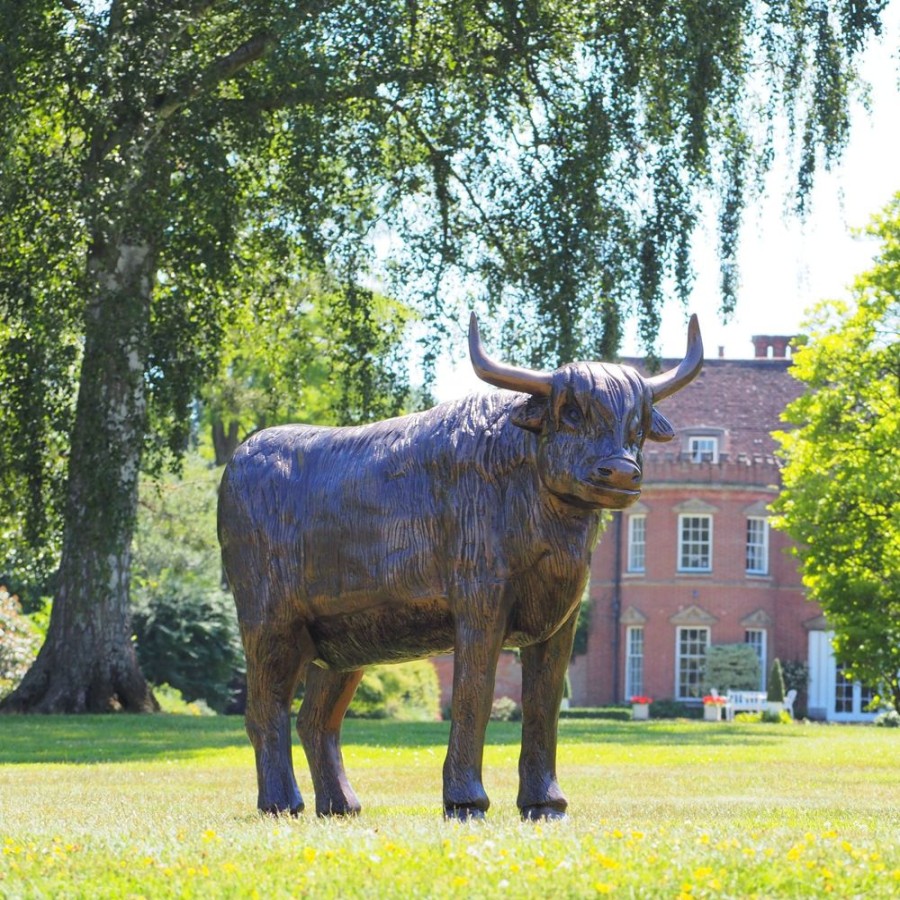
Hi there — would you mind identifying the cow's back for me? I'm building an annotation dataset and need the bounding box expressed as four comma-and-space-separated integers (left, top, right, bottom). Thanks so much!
217, 394, 549, 667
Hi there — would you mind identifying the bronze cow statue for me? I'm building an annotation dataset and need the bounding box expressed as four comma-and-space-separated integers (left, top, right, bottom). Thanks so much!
218, 313, 703, 819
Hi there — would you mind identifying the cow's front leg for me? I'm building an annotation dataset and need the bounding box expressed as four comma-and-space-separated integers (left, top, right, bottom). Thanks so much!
517, 613, 578, 820
297, 665, 364, 817
443, 616, 506, 820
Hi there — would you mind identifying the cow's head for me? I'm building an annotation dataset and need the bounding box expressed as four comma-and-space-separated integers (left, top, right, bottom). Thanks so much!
469, 313, 703, 510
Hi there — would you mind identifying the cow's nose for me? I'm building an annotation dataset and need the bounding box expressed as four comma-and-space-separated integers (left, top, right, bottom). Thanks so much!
595, 458, 641, 489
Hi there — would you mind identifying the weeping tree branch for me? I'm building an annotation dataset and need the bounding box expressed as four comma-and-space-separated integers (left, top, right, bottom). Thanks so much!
155, 31, 278, 121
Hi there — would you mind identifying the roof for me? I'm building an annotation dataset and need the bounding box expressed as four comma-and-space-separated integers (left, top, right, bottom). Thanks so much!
626, 356, 805, 459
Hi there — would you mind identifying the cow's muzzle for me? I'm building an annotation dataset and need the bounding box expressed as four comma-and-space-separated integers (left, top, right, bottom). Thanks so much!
590, 458, 642, 494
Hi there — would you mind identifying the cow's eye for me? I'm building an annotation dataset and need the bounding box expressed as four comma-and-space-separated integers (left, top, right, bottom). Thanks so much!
561, 403, 583, 427
631, 420, 644, 443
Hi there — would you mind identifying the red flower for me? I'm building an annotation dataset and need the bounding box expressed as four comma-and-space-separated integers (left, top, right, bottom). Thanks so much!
702, 695, 726, 705
630, 696, 653, 705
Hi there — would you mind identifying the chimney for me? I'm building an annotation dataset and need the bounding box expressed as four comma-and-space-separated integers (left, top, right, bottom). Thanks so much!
751, 335, 794, 359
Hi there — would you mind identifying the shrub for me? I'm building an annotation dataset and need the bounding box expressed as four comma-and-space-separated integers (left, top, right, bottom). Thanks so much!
152, 683, 216, 716
559, 706, 631, 721
704, 644, 762, 691
767, 658, 786, 703
131, 571, 244, 713
734, 709, 792, 724
0, 585, 42, 700
781, 659, 810, 717
874, 709, 900, 728
781, 659, 809, 693
571, 590, 592, 657
703, 644, 762, 692
131, 455, 244, 712
489, 696, 522, 721
649, 699, 698, 719
347, 660, 441, 721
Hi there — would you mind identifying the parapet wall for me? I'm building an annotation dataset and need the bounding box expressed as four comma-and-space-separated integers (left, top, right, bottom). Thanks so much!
642, 453, 783, 488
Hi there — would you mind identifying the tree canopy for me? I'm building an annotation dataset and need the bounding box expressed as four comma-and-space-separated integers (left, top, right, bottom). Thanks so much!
772, 196, 900, 710
0, 1, 890, 711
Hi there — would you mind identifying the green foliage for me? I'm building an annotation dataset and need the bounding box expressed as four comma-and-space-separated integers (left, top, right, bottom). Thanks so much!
131, 574, 244, 715
648, 699, 698, 720
781, 660, 810, 695
781, 659, 810, 716
570, 589, 592, 658
767, 658, 787, 703
874, 710, 900, 728
346, 661, 441, 721
703, 644, 762, 693
151, 683, 217, 717
773, 198, 900, 709
202, 272, 411, 464
0, 585, 42, 699
0, 0, 886, 536
131, 456, 244, 713
736, 709, 794, 725
558, 707, 631, 722
489, 697, 522, 722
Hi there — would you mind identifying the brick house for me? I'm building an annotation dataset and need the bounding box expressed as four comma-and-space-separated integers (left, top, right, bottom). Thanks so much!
433, 335, 875, 721
567, 335, 875, 721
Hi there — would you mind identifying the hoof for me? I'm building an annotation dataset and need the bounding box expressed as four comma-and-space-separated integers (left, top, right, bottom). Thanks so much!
259, 802, 304, 818
316, 800, 362, 818
520, 804, 567, 821
443, 804, 487, 821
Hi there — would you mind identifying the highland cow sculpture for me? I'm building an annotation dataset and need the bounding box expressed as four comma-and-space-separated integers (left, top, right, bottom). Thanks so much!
218, 313, 703, 819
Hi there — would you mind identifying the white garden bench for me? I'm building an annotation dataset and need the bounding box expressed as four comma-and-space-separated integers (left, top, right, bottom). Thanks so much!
723, 690, 768, 720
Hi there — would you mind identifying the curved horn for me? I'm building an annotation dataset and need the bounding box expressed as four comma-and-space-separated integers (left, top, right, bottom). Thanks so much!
468, 313, 553, 397
646, 314, 704, 401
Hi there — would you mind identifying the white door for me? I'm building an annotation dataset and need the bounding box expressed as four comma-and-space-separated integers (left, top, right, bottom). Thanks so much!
807, 630, 877, 722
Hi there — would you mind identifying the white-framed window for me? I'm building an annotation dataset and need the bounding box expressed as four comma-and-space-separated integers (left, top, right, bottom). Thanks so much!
688, 436, 719, 463
627, 515, 646, 573
834, 664, 876, 716
625, 626, 645, 700
746, 517, 769, 575
676, 626, 709, 700
678, 514, 712, 572
744, 629, 767, 690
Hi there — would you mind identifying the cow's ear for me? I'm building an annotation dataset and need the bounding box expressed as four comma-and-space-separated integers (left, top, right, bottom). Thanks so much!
647, 408, 675, 442
511, 395, 547, 433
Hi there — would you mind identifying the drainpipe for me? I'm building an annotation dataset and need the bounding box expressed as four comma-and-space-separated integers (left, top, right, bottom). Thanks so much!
611, 511, 623, 703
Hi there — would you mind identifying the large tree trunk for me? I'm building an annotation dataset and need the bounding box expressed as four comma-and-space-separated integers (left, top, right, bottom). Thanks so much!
1, 239, 158, 713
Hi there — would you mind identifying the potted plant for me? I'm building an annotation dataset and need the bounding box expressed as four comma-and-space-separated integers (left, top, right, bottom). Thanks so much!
702, 694, 727, 721
767, 658, 786, 716
630, 696, 652, 720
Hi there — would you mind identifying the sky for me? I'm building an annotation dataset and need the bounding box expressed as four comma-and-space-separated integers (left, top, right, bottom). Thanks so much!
433, 6, 900, 398
628, 3, 900, 362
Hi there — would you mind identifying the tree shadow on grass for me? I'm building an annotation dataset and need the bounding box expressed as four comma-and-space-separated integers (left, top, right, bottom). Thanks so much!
0, 715, 804, 765
0, 714, 249, 764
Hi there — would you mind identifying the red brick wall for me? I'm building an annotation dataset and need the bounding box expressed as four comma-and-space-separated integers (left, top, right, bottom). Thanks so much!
432, 650, 523, 714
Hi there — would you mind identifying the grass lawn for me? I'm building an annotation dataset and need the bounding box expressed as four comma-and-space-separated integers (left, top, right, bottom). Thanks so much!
0, 715, 897, 897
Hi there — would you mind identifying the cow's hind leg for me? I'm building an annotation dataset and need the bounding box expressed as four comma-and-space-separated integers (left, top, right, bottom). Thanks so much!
297, 666, 364, 817
242, 622, 314, 815
516, 613, 578, 821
